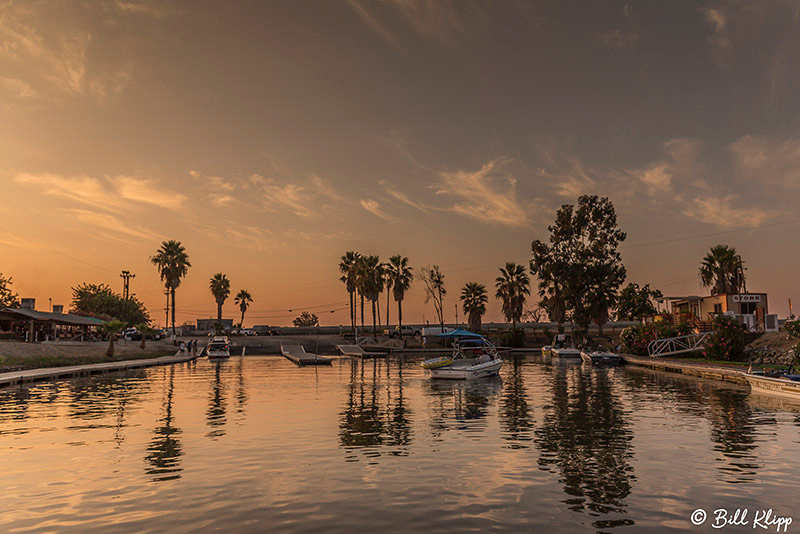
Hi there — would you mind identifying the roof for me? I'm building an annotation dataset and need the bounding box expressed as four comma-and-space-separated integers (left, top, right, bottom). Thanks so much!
0, 308, 106, 326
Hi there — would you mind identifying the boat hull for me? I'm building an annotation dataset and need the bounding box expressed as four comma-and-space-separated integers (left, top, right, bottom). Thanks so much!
744, 374, 800, 400
580, 351, 622, 365
552, 347, 581, 358
429, 359, 502, 380
541, 346, 552, 357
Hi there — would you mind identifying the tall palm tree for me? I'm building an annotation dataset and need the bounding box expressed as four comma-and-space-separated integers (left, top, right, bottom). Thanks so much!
359, 255, 382, 338
699, 244, 745, 295
209, 273, 231, 324
460, 282, 488, 332
339, 251, 361, 335
234, 289, 253, 332
495, 262, 531, 330
383, 263, 393, 327
151, 240, 191, 341
386, 255, 413, 337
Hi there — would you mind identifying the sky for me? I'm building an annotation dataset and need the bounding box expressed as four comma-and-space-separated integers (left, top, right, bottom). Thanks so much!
2, 0, 800, 327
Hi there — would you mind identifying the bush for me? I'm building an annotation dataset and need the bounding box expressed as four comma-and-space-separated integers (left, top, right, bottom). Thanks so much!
498, 327, 526, 348
621, 321, 692, 356
0, 332, 17, 340
702, 314, 745, 361
784, 320, 800, 339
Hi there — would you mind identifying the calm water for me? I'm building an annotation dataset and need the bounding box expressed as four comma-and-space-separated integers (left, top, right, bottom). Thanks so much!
1, 355, 799, 533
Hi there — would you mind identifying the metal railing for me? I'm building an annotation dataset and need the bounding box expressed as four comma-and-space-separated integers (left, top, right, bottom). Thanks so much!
647, 332, 711, 357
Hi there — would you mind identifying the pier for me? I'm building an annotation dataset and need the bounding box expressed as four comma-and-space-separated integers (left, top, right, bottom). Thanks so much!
621, 353, 749, 385
0, 349, 201, 388
280, 344, 332, 366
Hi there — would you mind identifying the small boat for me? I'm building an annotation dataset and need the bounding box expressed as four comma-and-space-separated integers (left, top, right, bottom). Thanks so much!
551, 346, 581, 358
541, 345, 552, 357
207, 336, 231, 360
580, 350, 622, 365
744, 365, 800, 399
422, 329, 503, 380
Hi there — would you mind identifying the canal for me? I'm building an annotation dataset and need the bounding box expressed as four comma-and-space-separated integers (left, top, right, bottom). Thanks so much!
1, 355, 798, 532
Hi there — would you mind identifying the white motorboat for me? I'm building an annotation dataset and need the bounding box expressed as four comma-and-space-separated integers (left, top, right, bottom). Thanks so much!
580, 350, 622, 365
422, 329, 503, 380
207, 336, 231, 359
552, 346, 581, 358
744, 371, 800, 400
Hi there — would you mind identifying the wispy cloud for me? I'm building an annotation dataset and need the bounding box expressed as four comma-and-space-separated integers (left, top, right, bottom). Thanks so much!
63, 208, 163, 241
436, 158, 530, 227
360, 199, 398, 222
595, 4, 639, 50
260, 175, 344, 217
683, 195, 772, 228
383, 185, 430, 213
113, 176, 186, 208
729, 133, 800, 188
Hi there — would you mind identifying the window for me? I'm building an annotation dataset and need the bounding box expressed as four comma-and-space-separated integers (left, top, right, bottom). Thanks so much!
713, 303, 722, 314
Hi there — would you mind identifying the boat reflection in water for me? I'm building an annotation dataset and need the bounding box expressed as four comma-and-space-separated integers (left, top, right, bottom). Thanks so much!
206, 361, 228, 439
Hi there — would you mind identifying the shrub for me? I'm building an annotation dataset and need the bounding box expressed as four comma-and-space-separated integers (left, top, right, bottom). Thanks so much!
784, 320, 800, 339
499, 327, 526, 348
702, 314, 745, 361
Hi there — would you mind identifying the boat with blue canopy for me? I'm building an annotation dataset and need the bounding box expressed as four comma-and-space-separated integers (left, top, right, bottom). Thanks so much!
421, 329, 505, 379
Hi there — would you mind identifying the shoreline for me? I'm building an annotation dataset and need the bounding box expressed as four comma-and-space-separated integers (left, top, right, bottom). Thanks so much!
620, 353, 749, 385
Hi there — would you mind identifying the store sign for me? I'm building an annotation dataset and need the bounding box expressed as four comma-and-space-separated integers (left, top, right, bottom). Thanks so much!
732, 295, 761, 303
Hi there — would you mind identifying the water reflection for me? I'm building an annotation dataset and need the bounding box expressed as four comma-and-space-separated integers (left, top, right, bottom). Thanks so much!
500, 355, 534, 447
235, 356, 248, 416
206, 361, 228, 438
425, 376, 502, 439
535, 364, 635, 529
339, 358, 413, 459
145, 366, 183, 482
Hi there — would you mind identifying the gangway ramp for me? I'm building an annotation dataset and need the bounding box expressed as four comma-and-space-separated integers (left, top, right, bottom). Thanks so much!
280, 344, 332, 366
647, 332, 710, 357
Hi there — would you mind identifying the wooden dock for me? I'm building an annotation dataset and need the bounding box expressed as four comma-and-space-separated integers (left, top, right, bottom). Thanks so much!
280, 344, 332, 366
336, 344, 385, 358
0, 350, 200, 388
621, 353, 749, 385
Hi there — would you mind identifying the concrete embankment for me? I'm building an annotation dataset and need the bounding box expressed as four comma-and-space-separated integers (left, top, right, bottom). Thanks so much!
0, 349, 202, 388
621, 354, 749, 385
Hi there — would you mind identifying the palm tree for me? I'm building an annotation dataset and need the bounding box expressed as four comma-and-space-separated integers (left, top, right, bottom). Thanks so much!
699, 244, 745, 295
136, 322, 157, 350
151, 240, 191, 342
339, 251, 361, 335
386, 255, 413, 338
359, 255, 382, 338
495, 262, 531, 330
234, 289, 253, 332
209, 273, 231, 324
383, 263, 393, 327
460, 282, 488, 332
103, 320, 127, 357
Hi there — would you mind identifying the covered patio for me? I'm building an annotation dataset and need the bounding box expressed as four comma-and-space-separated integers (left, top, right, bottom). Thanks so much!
0, 308, 106, 342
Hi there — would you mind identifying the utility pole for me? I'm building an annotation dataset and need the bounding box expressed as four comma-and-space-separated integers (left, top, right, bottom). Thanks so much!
120, 270, 136, 300
164, 289, 170, 329
455, 303, 458, 328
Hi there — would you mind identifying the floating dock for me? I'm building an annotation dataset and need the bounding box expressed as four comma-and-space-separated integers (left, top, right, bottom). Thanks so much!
336, 344, 385, 358
280, 344, 332, 366
621, 353, 748, 385
0, 349, 201, 388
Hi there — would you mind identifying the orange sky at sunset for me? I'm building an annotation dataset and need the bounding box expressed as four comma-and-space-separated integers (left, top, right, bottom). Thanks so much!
2, 1, 800, 326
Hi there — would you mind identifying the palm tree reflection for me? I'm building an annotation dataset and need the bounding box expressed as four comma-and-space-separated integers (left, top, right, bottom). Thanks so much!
499, 355, 534, 447
145, 366, 182, 482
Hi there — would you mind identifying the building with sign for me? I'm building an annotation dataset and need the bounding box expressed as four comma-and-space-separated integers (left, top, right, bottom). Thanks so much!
656, 292, 777, 331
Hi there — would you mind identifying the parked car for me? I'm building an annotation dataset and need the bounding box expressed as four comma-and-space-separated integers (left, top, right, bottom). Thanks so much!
240, 329, 256, 336
389, 325, 421, 338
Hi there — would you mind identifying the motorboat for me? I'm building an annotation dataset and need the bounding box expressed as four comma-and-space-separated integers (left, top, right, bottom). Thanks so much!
580, 350, 622, 365
207, 336, 231, 359
551, 346, 581, 358
541, 345, 552, 357
744, 365, 800, 400
421, 329, 504, 380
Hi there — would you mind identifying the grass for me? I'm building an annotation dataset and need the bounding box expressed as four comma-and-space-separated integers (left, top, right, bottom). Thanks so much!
0, 350, 176, 373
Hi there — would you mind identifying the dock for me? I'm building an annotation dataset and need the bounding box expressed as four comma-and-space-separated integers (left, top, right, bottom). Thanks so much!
0, 349, 201, 388
336, 344, 385, 358
280, 344, 332, 366
621, 353, 749, 385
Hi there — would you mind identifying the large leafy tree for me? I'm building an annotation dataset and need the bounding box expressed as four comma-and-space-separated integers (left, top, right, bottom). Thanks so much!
616, 282, 662, 321
338, 251, 361, 335
531, 195, 627, 339
418, 265, 446, 332
293, 311, 319, 327
699, 244, 745, 295
234, 289, 253, 331
0, 273, 20, 308
460, 282, 488, 333
386, 255, 413, 337
209, 273, 231, 323
495, 262, 531, 330
71, 283, 150, 325
151, 240, 191, 339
